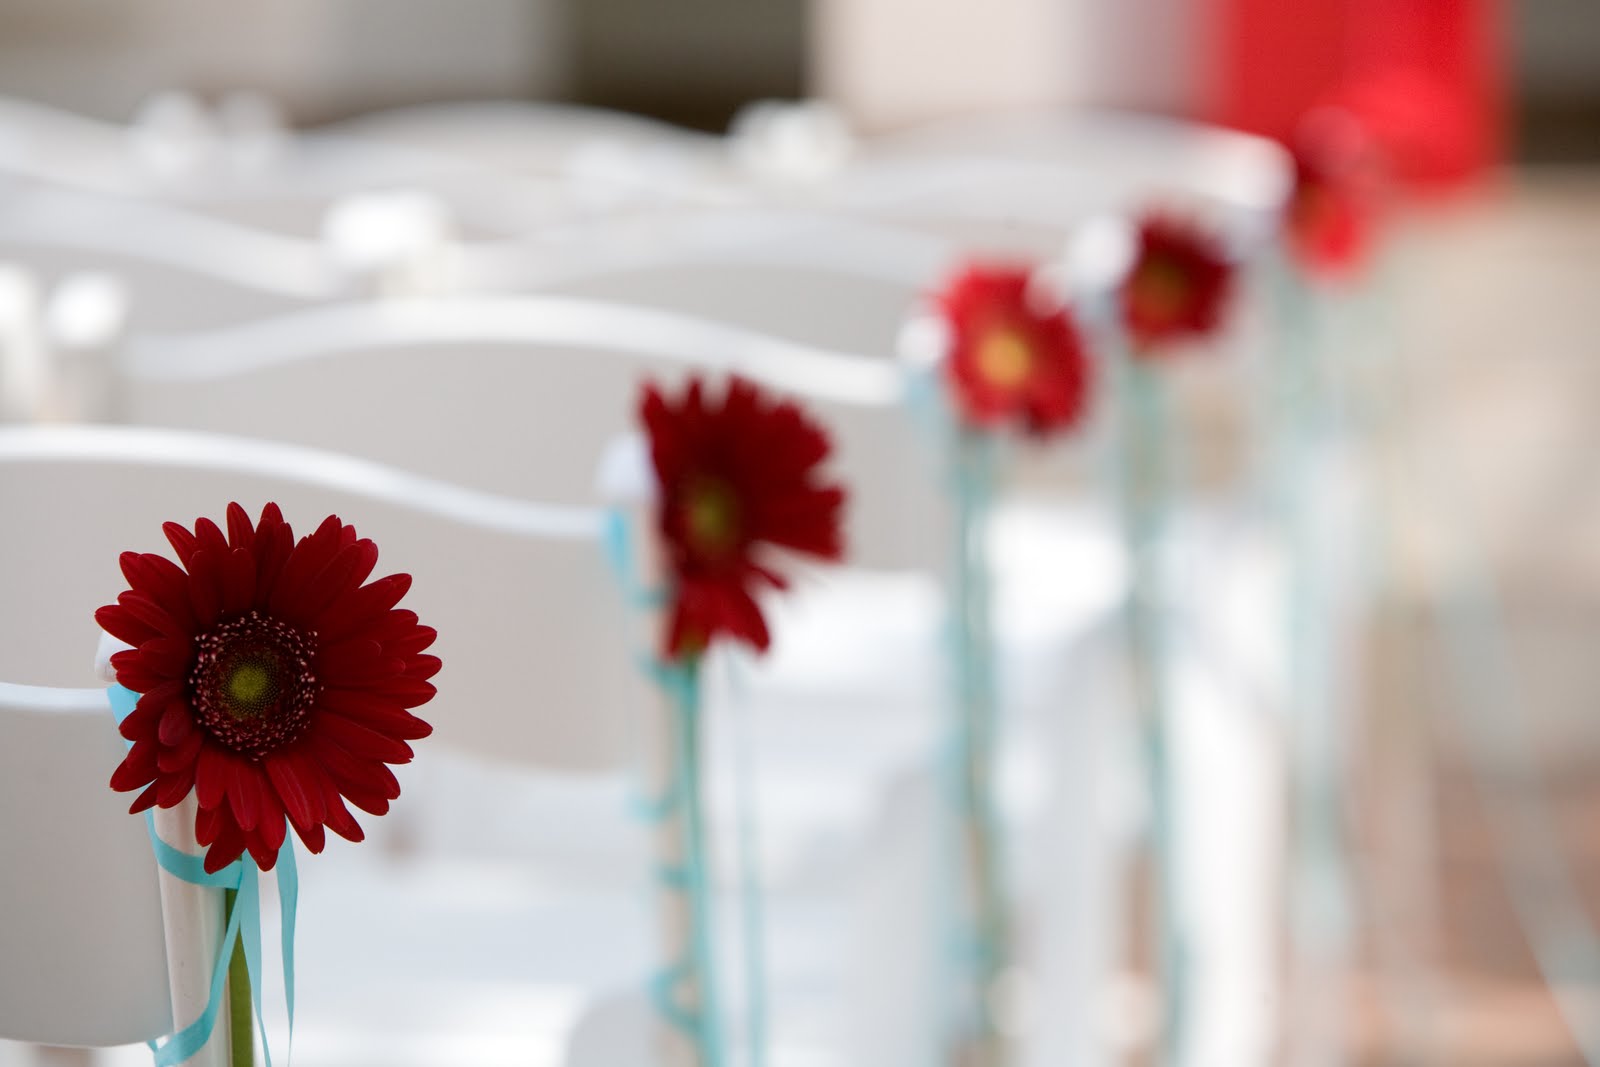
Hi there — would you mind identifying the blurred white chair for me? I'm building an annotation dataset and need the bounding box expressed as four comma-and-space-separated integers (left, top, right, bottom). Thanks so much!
0, 423, 638, 769
328, 100, 718, 178
116, 294, 944, 577
0, 91, 731, 247
0, 184, 339, 333
0, 682, 186, 1056
0, 422, 660, 1062
854, 109, 1290, 238
0, 265, 129, 423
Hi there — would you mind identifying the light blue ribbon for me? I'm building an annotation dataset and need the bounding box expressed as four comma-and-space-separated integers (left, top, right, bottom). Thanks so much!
1267, 253, 1358, 1063
1108, 345, 1188, 1067
108, 684, 297, 1067
906, 365, 1012, 1061
947, 426, 1009, 989
601, 510, 735, 1067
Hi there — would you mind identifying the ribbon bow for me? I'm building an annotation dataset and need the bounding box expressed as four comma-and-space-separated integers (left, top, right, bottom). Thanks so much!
109, 684, 298, 1067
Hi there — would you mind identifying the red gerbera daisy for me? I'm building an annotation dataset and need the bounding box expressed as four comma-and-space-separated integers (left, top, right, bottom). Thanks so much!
1120, 213, 1234, 353
1286, 122, 1380, 279
98, 502, 437, 873
936, 263, 1092, 436
640, 375, 846, 659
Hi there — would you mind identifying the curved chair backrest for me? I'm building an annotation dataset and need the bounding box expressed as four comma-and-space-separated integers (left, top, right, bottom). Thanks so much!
862, 109, 1292, 223
0, 185, 342, 332
502, 111, 1285, 353
117, 296, 947, 574
0, 424, 640, 771
459, 208, 960, 356
0, 681, 174, 1047
329, 100, 719, 173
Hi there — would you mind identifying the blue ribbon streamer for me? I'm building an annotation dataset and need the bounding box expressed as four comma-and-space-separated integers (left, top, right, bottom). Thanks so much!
1109, 344, 1188, 1067
907, 363, 1011, 1060
1269, 255, 1358, 1062
108, 684, 297, 1067
602, 510, 735, 1067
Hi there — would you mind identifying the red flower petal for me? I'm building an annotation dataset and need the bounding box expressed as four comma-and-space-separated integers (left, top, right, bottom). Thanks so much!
225, 502, 256, 553
109, 741, 159, 793
140, 638, 193, 681
110, 649, 168, 694
120, 553, 196, 631
156, 698, 193, 746
203, 819, 247, 874
185, 549, 225, 631
155, 771, 193, 808
314, 574, 412, 642
318, 687, 434, 739
195, 745, 229, 810
156, 728, 203, 774
317, 638, 390, 685
219, 548, 256, 618
128, 781, 161, 814
117, 591, 192, 639
321, 790, 366, 844
255, 788, 287, 853
95, 604, 157, 647
317, 714, 415, 764
265, 753, 324, 835
229, 759, 266, 832
163, 522, 199, 566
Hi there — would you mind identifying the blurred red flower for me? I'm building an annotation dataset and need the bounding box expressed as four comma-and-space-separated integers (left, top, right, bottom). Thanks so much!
99, 502, 437, 873
937, 264, 1092, 436
1326, 69, 1485, 196
1286, 112, 1383, 278
1121, 214, 1234, 352
641, 375, 846, 659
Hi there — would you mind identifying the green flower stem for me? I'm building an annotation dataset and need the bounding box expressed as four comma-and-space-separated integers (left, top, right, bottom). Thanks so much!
224, 887, 253, 1067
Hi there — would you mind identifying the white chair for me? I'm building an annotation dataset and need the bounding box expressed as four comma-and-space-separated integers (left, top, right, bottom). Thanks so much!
0, 682, 177, 1052
108, 272, 1127, 1066
0, 423, 662, 1062
456, 206, 957, 356
0, 184, 339, 333
0, 423, 638, 769
854, 109, 1290, 231
115, 294, 944, 577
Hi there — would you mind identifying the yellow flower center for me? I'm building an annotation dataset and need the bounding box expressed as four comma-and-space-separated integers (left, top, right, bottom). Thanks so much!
686, 478, 740, 558
226, 662, 275, 715
976, 327, 1034, 390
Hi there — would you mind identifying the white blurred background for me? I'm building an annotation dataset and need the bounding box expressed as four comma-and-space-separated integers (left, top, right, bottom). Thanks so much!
0, 3, 1596, 1067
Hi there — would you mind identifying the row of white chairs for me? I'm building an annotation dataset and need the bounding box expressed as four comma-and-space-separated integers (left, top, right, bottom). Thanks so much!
0, 96, 1303, 1067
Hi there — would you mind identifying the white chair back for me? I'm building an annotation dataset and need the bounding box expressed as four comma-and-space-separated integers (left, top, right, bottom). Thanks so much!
0, 682, 174, 1047
862, 109, 1291, 224
117, 296, 946, 575
459, 208, 957, 355
0, 424, 640, 771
